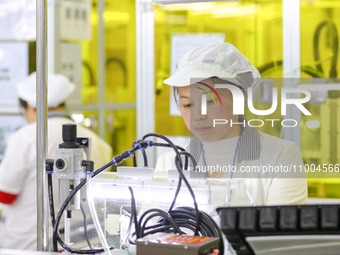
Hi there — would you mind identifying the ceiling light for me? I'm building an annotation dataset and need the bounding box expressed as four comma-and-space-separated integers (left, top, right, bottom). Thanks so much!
154, 0, 241, 5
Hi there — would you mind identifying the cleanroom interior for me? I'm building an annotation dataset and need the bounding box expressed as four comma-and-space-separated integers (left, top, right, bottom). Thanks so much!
0, 0, 340, 253
1, 0, 340, 204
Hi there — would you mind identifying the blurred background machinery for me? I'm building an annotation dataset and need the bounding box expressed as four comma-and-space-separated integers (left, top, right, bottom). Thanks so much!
0, 0, 339, 198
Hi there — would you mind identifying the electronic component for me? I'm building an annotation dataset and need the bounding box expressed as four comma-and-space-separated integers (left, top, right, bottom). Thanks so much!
53, 123, 90, 210
217, 204, 340, 255
136, 233, 220, 255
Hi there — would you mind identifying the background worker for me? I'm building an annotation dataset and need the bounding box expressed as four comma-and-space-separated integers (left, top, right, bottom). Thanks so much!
0, 72, 113, 250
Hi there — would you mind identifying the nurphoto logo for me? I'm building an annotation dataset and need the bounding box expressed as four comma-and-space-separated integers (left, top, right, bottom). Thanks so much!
199, 83, 312, 128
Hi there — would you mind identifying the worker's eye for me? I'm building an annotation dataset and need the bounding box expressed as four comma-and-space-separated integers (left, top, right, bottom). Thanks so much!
181, 103, 192, 108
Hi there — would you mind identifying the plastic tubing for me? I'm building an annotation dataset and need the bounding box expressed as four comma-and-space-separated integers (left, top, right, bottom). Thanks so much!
86, 174, 111, 255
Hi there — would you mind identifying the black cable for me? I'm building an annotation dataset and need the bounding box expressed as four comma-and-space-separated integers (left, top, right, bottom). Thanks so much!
150, 142, 186, 152
167, 151, 197, 214
53, 176, 107, 254
142, 133, 183, 169
176, 150, 196, 170
174, 154, 201, 236
53, 147, 140, 253
82, 61, 95, 86
313, 20, 338, 78
47, 174, 55, 227
142, 134, 193, 219
106, 57, 128, 88
52, 134, 224, 254
257, 60, 283, 74
131, 140, 187, 168
127, 204, 224, 254
138, 208, 183, 236
132, 154, 137, 167
80, 203, 93, 249
170, 207, 223, 252
131, 140, 148, 167
47, 173, 58, 251
53, 162, 113, 254
128, 186, 140, 240
131, 141, 138, 167
150, 142, 190, 214
141, 147, 148, 167
151, 142, 188, 169
301, 65, 325, 78
127, 133, 224, 254
132, 151, 137, 167
146, 134, 200, 232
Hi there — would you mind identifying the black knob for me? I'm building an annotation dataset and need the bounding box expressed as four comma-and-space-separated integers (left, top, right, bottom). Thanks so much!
55, 159, 65, 170
62, 124, 77, 143
59, 123, 80, 148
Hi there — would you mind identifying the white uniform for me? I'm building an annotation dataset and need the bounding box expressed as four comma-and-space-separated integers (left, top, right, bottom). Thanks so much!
155, 131, 308, 206
0, 116, 112, 250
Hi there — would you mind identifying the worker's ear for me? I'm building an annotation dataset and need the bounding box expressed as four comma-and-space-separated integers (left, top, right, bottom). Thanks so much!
24, 105, 37, 123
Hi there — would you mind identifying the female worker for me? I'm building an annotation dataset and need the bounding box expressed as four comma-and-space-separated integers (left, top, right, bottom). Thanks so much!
155, 42, 307, 206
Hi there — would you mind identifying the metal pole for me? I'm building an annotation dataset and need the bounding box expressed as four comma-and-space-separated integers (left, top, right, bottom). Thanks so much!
36, 0, 48, 250
98, 0, 105, 139
283, 0, 301, 146
136, 0, 155, 166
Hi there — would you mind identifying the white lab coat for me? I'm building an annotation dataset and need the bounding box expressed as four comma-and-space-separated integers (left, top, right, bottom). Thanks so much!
0, 116, 112, 250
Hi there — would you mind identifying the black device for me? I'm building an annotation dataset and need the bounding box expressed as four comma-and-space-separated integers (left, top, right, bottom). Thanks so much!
136, 233, 220, 255
217, 204, 340, 255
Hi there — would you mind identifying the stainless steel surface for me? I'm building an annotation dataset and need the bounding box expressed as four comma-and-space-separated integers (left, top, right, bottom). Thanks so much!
36, 0, 49, 251
0, 249, 57, 255
282, 0, 301, 146
247, 235, 340, 255
98, 0, 105, 139
136, 0, 155, 166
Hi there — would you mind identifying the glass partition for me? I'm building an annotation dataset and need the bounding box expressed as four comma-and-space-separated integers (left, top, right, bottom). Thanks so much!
301, 0, 340, 198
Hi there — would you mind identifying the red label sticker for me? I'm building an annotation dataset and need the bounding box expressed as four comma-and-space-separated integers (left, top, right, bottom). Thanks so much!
150, 233, 212, 245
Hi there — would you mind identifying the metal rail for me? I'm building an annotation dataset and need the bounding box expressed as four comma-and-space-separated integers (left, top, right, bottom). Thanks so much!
36, 0, 48, 250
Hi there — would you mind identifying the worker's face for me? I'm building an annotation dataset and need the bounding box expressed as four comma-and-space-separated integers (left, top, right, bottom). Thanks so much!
178, 78, 242, 142
23, 105, 37, 124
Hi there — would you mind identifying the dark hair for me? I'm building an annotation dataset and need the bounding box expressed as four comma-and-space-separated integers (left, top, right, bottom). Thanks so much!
18, 98, 65, 110
172, 86, 179, 106
171, 77, 235, 106
19, 98, 28, 109
54, 102, 66, 109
